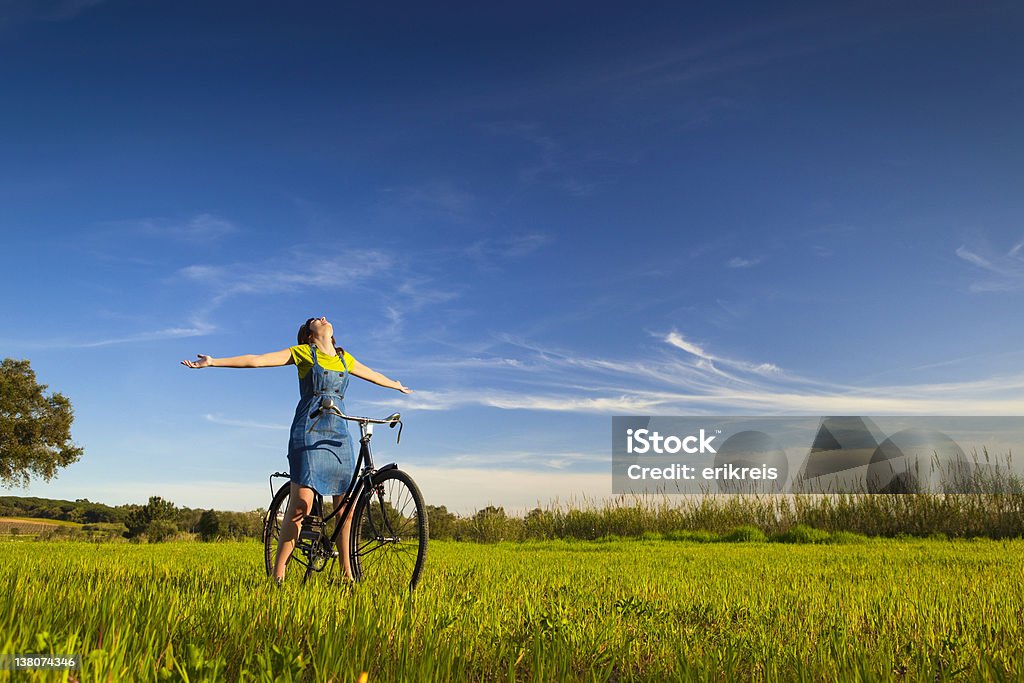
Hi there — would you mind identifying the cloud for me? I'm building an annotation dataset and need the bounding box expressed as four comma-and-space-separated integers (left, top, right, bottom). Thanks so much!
15, 321, 216, 349
385, 180, 477, 221
362, 387, 670, 414
143, 213, 240, 241
664, 331, 712, 360
433, 447, 606, 472
502, 233, 551, 257
463, 232, 552, 269
956, 242, 1024, 292
179, 250, 394, 304
663, 330, 781, 378
726, 256, 763, 268
204, 414, 288, 431
364, 330, 1024, 418
395, 278, 461, 308
370, 278, 461, 341
479, 122, 602, 197
955, 246, 995, 271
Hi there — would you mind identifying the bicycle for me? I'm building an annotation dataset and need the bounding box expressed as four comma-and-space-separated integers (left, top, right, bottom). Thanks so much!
262, 396, 428, 590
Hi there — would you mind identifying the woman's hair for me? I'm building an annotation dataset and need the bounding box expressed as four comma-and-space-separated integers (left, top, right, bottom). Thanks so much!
297, 318, 341, 354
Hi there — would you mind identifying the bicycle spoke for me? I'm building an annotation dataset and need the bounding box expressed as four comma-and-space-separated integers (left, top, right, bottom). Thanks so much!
349, 468, 426, 590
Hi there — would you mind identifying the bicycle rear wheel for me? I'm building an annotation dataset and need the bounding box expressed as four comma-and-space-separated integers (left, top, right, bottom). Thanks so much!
349, 468, 428, 590
265, 483, 341, 584
263, 482, 318, 577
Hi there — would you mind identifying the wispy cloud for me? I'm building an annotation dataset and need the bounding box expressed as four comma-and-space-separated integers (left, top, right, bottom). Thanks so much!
463, 232, 552, 269
956, 241, 1024, 292
366, 277, 463, 341
664, 330, 782, 377
179, 250, 394, 305
436, 448, 606, 472
479, 122, 603, 197
383, 180, 477, 221
204, 414, 288, 431
726, 255, 763, 268
395, 278, 461, 307
128, 213, 240, 241
10, 321, 216, 350
365, 330, 1024, 417
664, 331, 712, 360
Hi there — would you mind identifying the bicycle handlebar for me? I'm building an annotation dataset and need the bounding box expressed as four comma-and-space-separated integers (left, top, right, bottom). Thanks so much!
309, 396, 403, 443
310, 396, 400, 426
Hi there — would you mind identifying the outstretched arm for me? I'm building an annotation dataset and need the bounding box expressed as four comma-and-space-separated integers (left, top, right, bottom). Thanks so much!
181, 349, 294, 369
348, 359, 413, 394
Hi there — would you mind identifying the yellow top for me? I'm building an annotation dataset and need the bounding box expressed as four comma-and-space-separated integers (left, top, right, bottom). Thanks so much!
289, 344, 356, 379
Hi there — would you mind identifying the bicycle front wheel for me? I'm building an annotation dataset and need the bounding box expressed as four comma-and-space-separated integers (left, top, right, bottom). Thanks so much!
349, 468, 428, 590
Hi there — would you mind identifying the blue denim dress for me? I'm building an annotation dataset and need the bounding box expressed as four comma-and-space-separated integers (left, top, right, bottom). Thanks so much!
287, 344, 355, 496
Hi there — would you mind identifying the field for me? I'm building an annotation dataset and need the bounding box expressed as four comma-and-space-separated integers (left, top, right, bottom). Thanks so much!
1, 538, 1023, 682
0, 518, 82, 535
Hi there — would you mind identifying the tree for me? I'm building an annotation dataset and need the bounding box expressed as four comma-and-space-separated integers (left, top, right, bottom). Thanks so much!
425, 504, 458, 540
125, 496, 178, 538
471, 505, 518, 543
0, 358, 83, 487
197, 509, 221, 541
145, 519, 179, 543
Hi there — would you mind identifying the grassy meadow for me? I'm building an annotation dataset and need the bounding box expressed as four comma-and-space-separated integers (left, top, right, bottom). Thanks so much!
2, 537, 1023, 682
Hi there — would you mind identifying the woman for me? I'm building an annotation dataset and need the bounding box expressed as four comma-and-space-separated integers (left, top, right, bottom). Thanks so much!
181, 316, 411, 584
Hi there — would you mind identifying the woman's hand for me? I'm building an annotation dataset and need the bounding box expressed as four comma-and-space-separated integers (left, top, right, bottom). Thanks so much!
348, 359, 413, 393
181, 354, 214, 369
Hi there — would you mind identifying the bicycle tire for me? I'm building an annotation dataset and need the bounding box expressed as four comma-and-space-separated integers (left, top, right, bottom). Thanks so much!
263, 482, 292, 577
265, 483, 342, 584
349, 468, 428, 590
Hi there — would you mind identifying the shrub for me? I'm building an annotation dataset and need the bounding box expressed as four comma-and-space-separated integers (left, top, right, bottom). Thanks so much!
663, 530, 719, 543
146, 519, 179, 543
723, 525, 767, 543
775, 524, 831, 544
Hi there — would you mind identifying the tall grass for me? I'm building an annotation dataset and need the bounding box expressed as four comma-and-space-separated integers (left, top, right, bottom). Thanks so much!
432, 454, 1024, 542
1, 539, 1023, 681
457, 490, 1024, 542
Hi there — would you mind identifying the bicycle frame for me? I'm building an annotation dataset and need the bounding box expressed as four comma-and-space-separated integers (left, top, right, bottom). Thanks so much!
268, 415, 400, 552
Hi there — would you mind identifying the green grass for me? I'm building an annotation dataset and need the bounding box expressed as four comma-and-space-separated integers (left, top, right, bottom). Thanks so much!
1, 538, 1023, 681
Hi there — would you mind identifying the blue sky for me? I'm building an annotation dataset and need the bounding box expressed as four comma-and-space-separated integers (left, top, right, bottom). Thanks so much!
2, 1, 1023, 513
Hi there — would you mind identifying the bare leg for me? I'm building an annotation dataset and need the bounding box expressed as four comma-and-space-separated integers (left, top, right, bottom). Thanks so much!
332, 496, 356, 580
274, 483, 314, 582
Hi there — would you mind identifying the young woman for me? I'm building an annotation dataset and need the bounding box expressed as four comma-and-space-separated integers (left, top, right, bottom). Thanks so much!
181, 316, 411, 584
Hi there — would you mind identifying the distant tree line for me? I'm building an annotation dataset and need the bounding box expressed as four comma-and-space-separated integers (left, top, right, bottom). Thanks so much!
0, 495, 262, 542
9, 491, 1024, 543
0, 496, 126, 524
